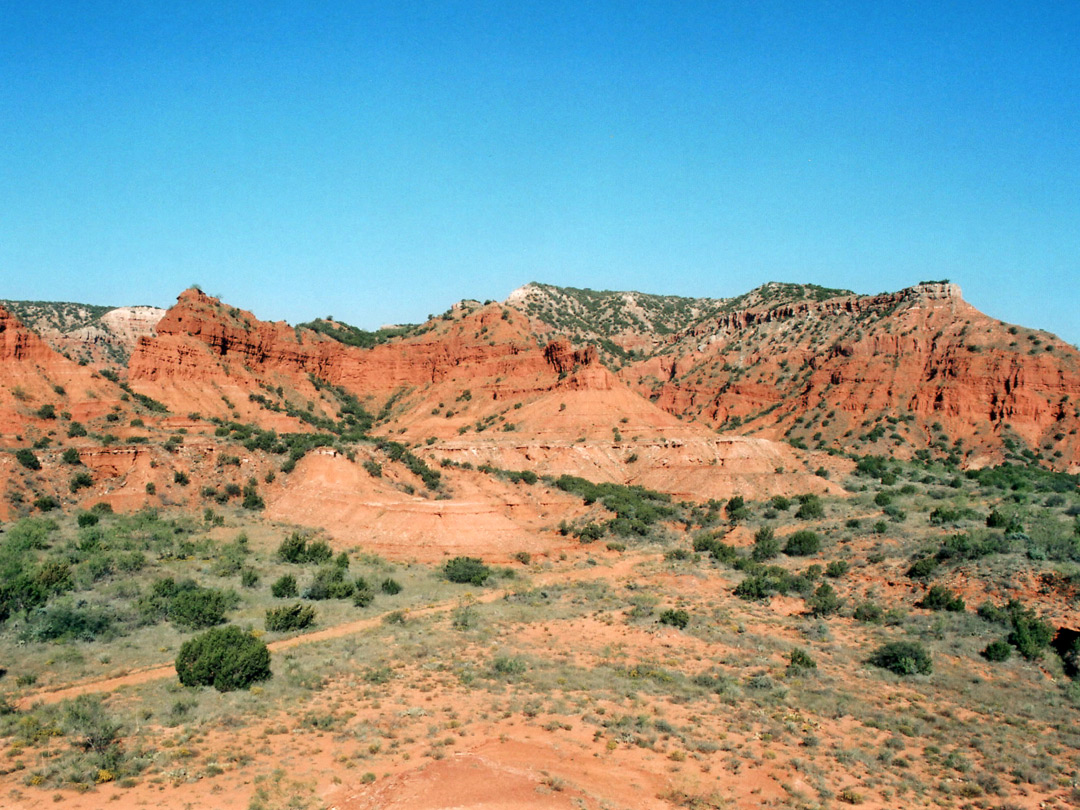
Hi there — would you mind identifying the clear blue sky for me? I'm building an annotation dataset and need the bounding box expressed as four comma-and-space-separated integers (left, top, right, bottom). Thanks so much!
2, 2, 1077, 343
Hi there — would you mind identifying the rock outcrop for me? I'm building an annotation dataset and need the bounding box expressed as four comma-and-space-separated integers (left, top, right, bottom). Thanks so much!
608, 283, 1080, 469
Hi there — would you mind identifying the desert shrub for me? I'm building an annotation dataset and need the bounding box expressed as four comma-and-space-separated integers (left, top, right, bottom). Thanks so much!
870, 641, 932, 675
982, 640, 1013, 662
175, 625, 271, 692
15, 449, 41, 470
770, 495, 791, 511
277, 533, 333, 564
241, 478, 265, 511
167, 585, 237, 630
492, 655, 527, 678
303, 566, 354, 600
34, 496, 60, 512
265, 603, 316, 632
76, 512, 99, 527
726, 495, 749, 523
1007, 609, 1054, 660
62, 448, 81, 465
67, 421, 88, 438
907, 556, 939, 579
352, 582, 375, 607
751, 526, 780, 561
693, 534, 740, 565
271, 574, 298, 598
139, 578, 238, 629
277, 533, 307, 563
21, 601, 116, 642
173, 470, 189, 485
734, 574, 772, 601
444, 556, 492, 585
935, 531, 1015, 562
305, 538, 333, 563
825, 560, 849, 578
795, 494, 824, 520
63, 693, 122, 757
806, 582, 842, 617
919, 585, 965, 612
658, 609, 690, 629
211, 534, 250, 577
69, 471, 94, 492
977, 598, 1055, 660
883, 504, 906, 522
853, 601, 884, 623
380, 577, 402, 595
787, 647, 817, 675
784, 530, 821, 556
240, 568, 259, 588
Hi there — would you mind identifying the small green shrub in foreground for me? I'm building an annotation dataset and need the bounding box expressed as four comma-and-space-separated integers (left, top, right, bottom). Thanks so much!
176, 625, 271, 692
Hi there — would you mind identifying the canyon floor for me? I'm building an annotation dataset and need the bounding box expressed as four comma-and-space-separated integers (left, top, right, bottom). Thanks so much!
1, 457, 1078, 810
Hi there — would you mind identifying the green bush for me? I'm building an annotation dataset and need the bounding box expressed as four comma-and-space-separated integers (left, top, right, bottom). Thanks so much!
444, 556, 492, 585
1007, 610, 1054, 660
167, 585, 237, 630
15, 448, 41, 470
770, 495, 791, 511
787, 647, 817, 675
919, 585, 965, 612
825, 560, 849, 578
853, 601, 883, 623
726, 495, 749, 523
271, 574, 298, 598
21, 602, 116, 642
70, 471, 93, 492
658, 609, 690, 629
751, 526, 780, 561
733, 574, 770, 601
380, 577, 402, 595
277, 533, 307, 563
907, 556, 939, 579
303, 566, 354, 600
276, 533, 333, 564
34, 496, 60, 512
795, 494, 824, 520
982, 640, 1013, 662
352, 583, 375, 607
784, 530, 821, 556
265, 603, 316, 632
138, 578, 238, 629
175, 626, 271, 692
869, 641, 932, 675
806, 582, 842, 617
62, 448, 81, 465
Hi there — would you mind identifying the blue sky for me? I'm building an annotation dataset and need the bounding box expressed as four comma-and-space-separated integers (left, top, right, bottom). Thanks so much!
1, 2, 1077, 343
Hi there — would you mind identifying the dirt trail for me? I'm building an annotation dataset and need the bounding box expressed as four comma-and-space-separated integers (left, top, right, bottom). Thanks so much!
16, 554, 650, 709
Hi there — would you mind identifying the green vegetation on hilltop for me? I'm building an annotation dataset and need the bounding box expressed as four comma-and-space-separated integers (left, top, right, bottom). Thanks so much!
297, 317, 423, 349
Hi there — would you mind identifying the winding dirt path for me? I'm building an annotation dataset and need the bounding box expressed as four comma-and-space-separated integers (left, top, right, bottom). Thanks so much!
16, 553, 650, 709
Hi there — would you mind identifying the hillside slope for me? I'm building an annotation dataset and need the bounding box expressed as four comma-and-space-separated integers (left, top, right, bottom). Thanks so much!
505, 281, 1080, 471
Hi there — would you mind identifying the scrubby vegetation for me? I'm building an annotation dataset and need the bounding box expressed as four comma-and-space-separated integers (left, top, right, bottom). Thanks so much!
175, 625, 271, 691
